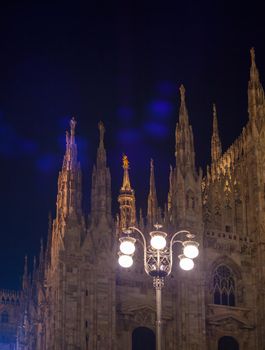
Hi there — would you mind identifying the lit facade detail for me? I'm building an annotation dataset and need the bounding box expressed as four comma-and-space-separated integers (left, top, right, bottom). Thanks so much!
3, 49, 264, 349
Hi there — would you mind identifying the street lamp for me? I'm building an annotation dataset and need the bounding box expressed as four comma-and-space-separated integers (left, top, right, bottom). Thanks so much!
118, 224, 199, 350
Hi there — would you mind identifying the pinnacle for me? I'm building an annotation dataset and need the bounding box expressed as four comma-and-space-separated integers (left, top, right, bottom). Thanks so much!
250, 47, 255, 66
150, 158, 154, 170
213, 103, 217, 117
120, 154, 132, 192
24, 255, 28, 273
211, 103, 222, 162
249, 46, 260, 84
179, 84, 186, 102
122, 154, 129, 170
213, 103, 218, 132
178, 84, 189, 126
98, 121, 105, 144
149, 158, 156, 194
70, 117, 77, 137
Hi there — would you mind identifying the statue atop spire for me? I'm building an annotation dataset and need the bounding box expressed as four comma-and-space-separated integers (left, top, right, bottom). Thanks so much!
250, 47, 255, 65
121, 154, 132, 191
150, 158, 154, 172
180, 84, 185, 101
211, 103, 222, 163
122, 154, 129, 169
179, 84, 189, 125
98, 121, 105, 146
70, 117, 76, 137
63, 118, 78, 171
69, 117, 77, 149
118, 154, 136, 230
249, 47, 260, 84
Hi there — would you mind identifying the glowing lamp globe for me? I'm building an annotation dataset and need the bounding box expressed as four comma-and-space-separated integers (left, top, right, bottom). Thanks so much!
118, 254, 133, 268
150, 232, 167, 250
183, 241, 199, 259
179, 255, 194, 271
119, 237, 136, 255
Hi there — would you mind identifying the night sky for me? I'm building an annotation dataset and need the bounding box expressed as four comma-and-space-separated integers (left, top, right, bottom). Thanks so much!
1, 2, 265, 290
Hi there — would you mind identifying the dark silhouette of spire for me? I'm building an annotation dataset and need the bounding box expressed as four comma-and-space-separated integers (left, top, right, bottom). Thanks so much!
248, 47, 265, 122
175, 85, 196, 174
90, 122, 112, 226
211, 104, 222, 162
147, 159, 158, 225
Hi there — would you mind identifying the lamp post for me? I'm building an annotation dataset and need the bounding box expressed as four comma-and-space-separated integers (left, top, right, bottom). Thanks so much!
118, 224, 199, 350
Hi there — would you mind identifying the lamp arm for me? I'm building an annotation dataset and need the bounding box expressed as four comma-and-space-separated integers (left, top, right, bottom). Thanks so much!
168, 230, 191, 275
128, 226, 149, 274
170, 230, 191, 248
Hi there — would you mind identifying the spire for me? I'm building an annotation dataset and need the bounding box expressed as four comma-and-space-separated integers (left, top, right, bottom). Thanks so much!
38, 238, 45, 281
63, 117, 78, 171
32, 256, 37, 286
39, 239, 44, 265
121, 154, 132, 191
211, 104, 222, 162
22, 256, 29, 290
248, 47, 265, 122
175, 85, 196, 174
147, 159, 158, 225
99, 121, 105, 146
90, 121, 112, 226
56, 117, 82, 221
167, 165, 173, 212
179, 84, 189, 125
45, 212, 52, 266
97, 121, 106, 166
118, 154, 136, 230
250, 47, 259, 83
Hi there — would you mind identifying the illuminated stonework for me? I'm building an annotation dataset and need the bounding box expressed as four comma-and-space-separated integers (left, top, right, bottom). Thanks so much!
118, 154, 136, 231
12, 49, 265, 349
0, 289, 20, 349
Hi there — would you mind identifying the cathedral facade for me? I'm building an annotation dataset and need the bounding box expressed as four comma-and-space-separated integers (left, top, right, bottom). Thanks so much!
2, 49, 265, 349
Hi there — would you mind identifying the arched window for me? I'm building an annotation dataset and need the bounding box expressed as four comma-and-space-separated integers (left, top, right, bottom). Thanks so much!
218, 336, 239, 350
213, 265, 235, 306
132, 327, 155, 350
1, 311, 9, 323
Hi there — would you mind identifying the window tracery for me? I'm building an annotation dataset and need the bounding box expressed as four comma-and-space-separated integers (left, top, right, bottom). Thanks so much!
213, 265, 235, 306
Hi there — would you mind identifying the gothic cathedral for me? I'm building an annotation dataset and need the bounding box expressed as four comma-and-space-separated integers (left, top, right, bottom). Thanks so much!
1, 48, 265, 350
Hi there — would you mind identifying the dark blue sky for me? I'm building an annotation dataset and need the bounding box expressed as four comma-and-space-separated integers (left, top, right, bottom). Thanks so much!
1, 1, 265, 289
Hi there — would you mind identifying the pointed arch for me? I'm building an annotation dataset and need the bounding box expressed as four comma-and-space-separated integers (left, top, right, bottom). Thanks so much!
208, 257, 242, 307
132, 327, 155, 350
218, 336, 239, 350
209, 256, 242, 281
213, 265, 235, 306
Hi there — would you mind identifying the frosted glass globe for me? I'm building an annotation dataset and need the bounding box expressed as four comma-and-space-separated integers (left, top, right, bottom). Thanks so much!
118, 254, 133, 268
150, 234, 167, 250
183, 241, 199, 259
179, 255, 194, 271
120, 239, 136, 255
